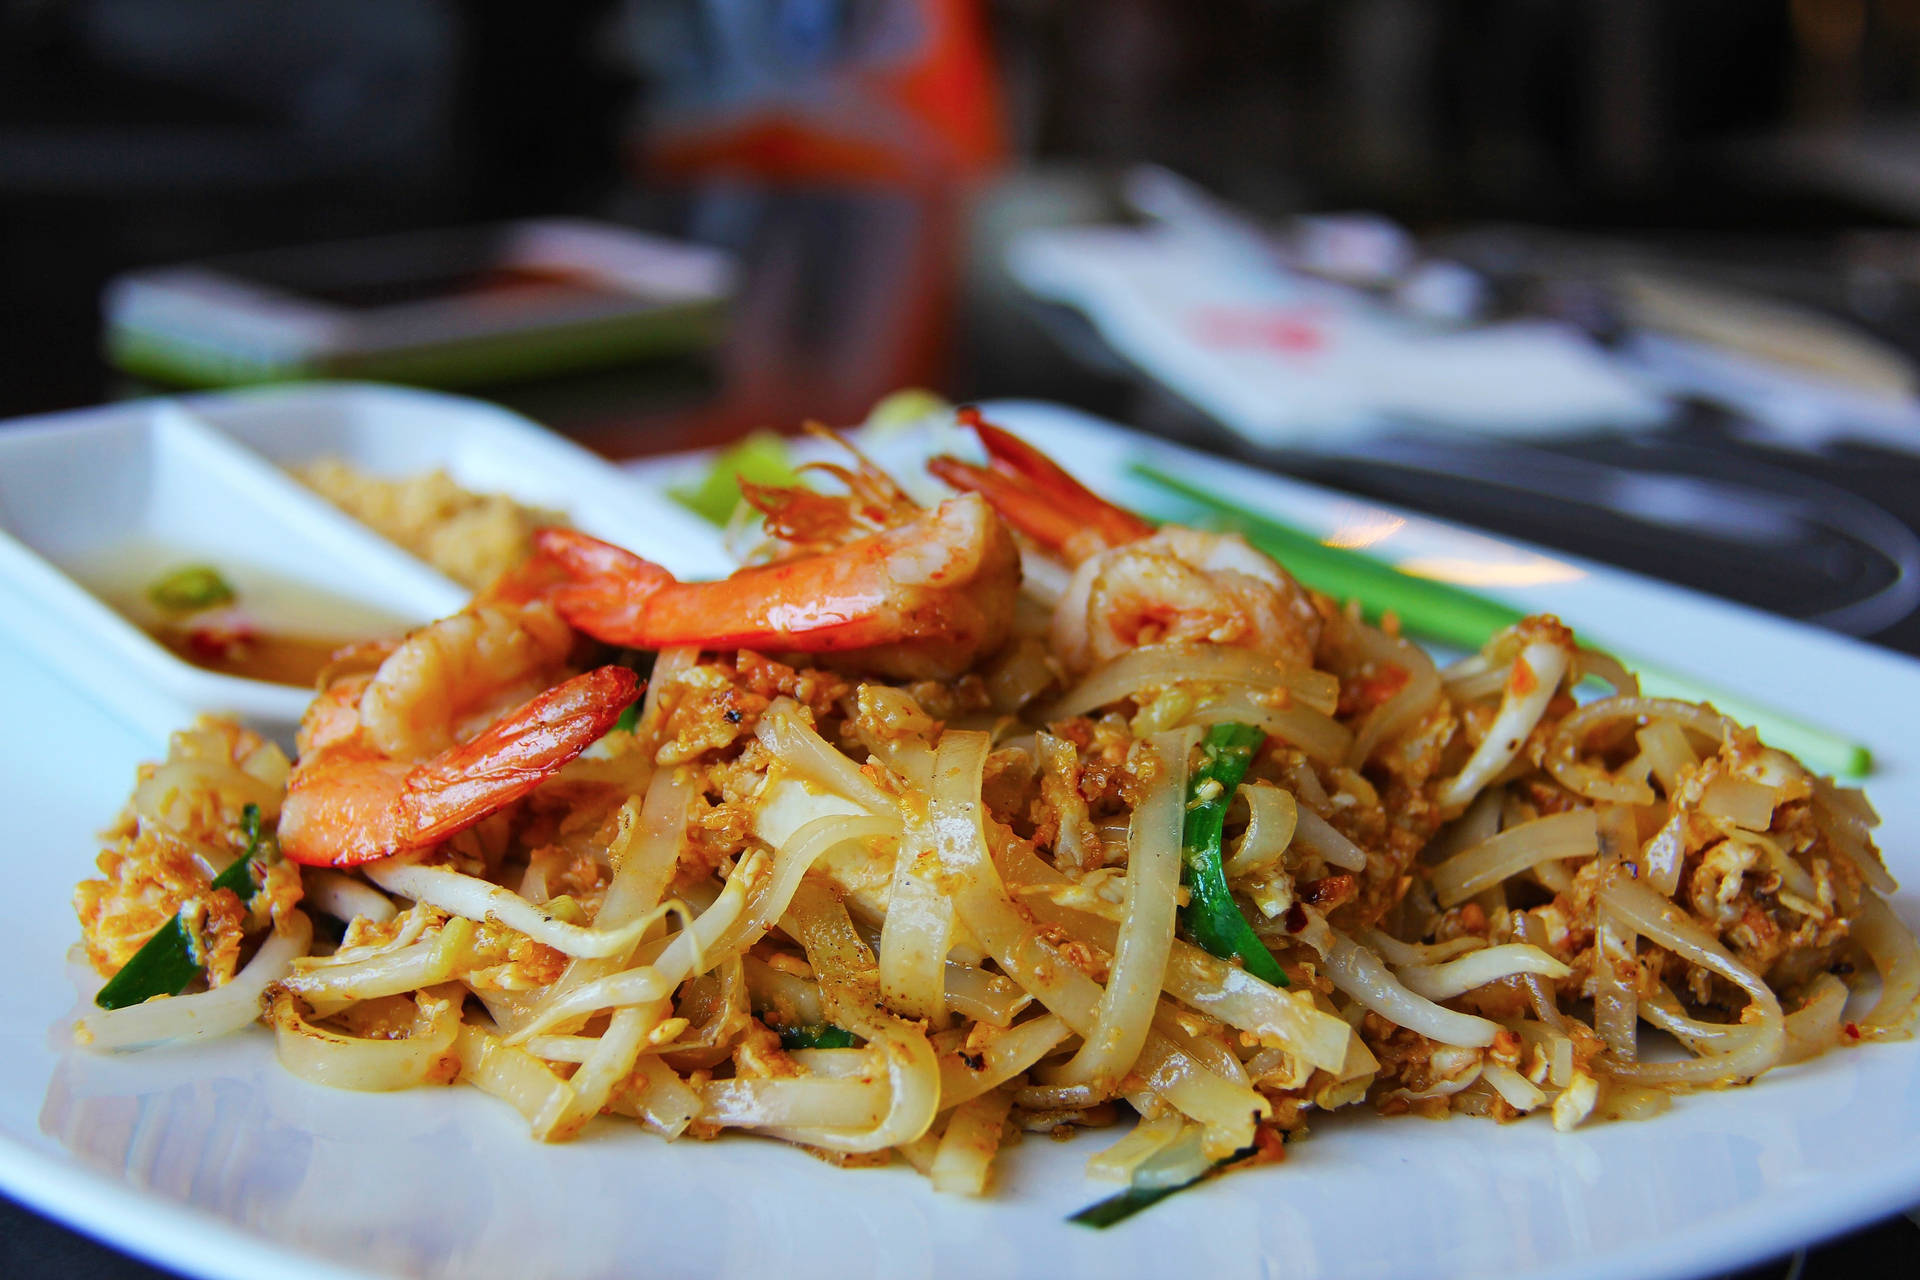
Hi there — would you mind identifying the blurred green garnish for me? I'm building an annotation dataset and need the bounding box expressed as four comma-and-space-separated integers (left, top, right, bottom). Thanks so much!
669, 431, 799, 527
148, 565, 235, 613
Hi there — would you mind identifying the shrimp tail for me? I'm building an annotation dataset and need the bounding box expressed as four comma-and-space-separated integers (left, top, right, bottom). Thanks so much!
531, 528, 675, 647
281, 664, 640, 867
929, 408, 1152, 562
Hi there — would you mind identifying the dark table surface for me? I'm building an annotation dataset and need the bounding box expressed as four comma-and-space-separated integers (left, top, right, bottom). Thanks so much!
5, 180, 1920, 1278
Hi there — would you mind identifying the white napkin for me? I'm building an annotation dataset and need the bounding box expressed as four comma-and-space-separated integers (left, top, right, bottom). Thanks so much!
1008, 224, 1669, 446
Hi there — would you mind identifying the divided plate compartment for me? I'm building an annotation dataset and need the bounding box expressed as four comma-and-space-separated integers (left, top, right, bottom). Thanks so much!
0, 401, 464, 743
184, 383, 734, 579
0, 384, 732, 744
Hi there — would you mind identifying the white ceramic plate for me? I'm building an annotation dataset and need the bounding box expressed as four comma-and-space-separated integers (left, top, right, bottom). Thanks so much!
0, 395, 1915, 1280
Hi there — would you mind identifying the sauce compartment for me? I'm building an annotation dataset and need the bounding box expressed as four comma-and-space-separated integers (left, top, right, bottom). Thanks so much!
0, 400, 463, 740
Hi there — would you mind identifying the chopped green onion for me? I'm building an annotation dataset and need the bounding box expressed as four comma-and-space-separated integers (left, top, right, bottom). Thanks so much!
777, 1023, 859, 1050
669, 431, 798, 527
1180, 723, 1288, 988
148, 564, 236, 613
1067, 1146, 1259, 1227
93, 803, 274, 1011
612, 702, 641, 736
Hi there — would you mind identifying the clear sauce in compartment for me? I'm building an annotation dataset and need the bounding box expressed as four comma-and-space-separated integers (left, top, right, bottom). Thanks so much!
69, 540, 414, 687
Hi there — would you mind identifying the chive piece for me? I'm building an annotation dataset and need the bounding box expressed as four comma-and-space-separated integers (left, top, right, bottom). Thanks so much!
612, 702, 641, 735
1067, 1147, 1260, 1228
669, 431, 799, 527
92, 917, 203, 1010
148, 565, 236, 613
92, 803, 272, 1011
1181, 723, 1288, 988
777, 1023, 859, 1050
1129, 462, 1873, 778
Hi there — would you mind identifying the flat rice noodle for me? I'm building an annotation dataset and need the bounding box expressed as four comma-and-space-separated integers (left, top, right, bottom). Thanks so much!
1513, 914, 1567, 1030
939, 733, 1267, 1148
365, 860, 662, 960
1635, 721, 1697, 795
1430, 810, 1599, 908
996, 829, 1349, 1072
1597, 872, 1785, 1085
1322, 930, 1499, 1048
1814, 789, 1899, 896
1591, 806, 1642, 1061
1442, 657, 1511, 703
1050, 728, 1192, 1088
1043, 643, 1340, 719
1160, 944, 1351, 1074
1855, 892, 1920, 1035
270, 984, 459, 1092
1483, 1062, 1546, 1112
1150, 1002, 1248, 1086
757, 697, 897, 815
938, 1013, 1073, 1107
880, 788, 957, 1026
1129, 1121, 1215, 1190
518, 780, 690, 1039
781, 882, 941, 1153
539, 1002, 664, 1140
931, 1087, 1014, 1195
1345, 624, 1443, 767
732, 813, 899, 957
1699, 775, 1777, 831
1437, 639, 1570, 813
1389, 943, 1571, 1001
505, 853, 766, 1043
456, 1023, 576, 1132
1085, 1109, 1186, 1183
1422, 789, 1503, 866
611, 1056, 703, 1138
1364, 931, 1486, 968
301, 867, 397, 926
1546, 698, 1736, 806
1291, 806, 1369, 873
1639, 984, 1766, 1057
282, 917, 477, 1017
943, 961, 1032, 1027
1182, 690, 1352, 765
699, 1075, 891, 1130
1222, 783, 1298, 877
744, 955, 826, 1027
80, 911, 314, 1051
787, 1047, 883, 1078
1781, 974, 1849, 1063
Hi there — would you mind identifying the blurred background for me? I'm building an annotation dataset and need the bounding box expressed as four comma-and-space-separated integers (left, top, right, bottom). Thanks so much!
11, 1, 1920, 661
4, 4, 1920, 1271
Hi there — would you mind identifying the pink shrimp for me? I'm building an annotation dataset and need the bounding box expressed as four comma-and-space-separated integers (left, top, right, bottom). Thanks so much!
928, 409, 1154, 564
930, 410, 1323, 672
532, 491, 1021, 681
279, 665, 639, 868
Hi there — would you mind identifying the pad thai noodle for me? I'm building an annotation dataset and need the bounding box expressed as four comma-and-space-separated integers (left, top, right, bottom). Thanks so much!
71, 411, 1920, 1208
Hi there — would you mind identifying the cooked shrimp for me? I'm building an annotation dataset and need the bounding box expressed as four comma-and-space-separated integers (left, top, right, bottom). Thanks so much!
359, 602, 575, 759
280, 599, 631, 868
533, 492, 1021, 681
279, 665, 639, 867
930, 411, 1322, 671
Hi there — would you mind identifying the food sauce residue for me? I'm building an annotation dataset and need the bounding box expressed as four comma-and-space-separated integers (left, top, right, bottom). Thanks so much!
71, 542, 411, 687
